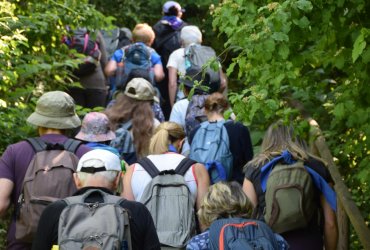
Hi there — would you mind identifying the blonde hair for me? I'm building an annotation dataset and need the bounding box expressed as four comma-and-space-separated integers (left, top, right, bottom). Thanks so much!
132, 23, 155, 45
246, 121, 309, 169
205, 92, 229, 114
149, 122, 185, 154
198, 181, 252, 228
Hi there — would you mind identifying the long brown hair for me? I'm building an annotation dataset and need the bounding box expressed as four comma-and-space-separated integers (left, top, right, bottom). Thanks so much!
105, 93, 154, 157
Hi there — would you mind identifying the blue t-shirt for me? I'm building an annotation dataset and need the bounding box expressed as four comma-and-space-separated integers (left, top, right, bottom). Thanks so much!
112, 42, 162, 67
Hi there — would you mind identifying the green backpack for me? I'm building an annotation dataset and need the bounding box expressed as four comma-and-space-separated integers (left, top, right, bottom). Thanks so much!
263, 160, 316, 234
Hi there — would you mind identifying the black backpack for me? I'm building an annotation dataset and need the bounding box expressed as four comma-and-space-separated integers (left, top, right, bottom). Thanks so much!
63, 28, 102, 77
153, 21, 186, 66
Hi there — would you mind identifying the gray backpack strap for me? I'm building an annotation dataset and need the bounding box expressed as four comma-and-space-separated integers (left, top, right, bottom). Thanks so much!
26, 137, 47, 152
121, 120, 132, 130
137, 157, 160, 178
63, 138, 82, 153
175, 158, 196, 176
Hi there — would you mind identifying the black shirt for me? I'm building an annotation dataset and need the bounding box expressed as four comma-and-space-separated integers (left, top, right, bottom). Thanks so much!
32, 187, 160, 250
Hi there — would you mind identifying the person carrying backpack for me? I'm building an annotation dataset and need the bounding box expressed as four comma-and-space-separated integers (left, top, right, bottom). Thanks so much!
243, 121, 338, 250
75, 112, 119, 156
0, 91, 91, 249
188, 93, 253, 185
63, 28, 109, 109
186, 181, 288, 250
105, 23, 164, 92
122, 122, 210, 249
152, 1, 187, 119
105, 78, 162, 164
167, 25, 227, 109
32, 149, 160, 250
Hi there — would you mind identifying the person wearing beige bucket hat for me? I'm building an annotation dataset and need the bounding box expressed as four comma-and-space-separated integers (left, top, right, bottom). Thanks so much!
105, 78, 161, 162
0, 91, 91, 249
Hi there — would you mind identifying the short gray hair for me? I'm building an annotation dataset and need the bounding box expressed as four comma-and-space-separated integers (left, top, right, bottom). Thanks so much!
181, 25, 202, 47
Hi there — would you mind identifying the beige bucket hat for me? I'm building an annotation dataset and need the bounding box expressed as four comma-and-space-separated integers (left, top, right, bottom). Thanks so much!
26, 91, 81, 129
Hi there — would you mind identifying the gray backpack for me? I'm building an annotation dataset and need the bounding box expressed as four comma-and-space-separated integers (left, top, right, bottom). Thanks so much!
58, 189, 132, 250
15, 137, 81, 243
138, 157, 196, 249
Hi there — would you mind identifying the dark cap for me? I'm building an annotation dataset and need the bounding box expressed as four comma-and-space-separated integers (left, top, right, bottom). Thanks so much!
180, 67, 211, 93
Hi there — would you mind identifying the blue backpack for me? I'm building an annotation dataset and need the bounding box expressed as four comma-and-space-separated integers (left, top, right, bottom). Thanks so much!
116, 43, 154, 90
109, 120, 137, 164
209, 218, 283, 250
189, 120, 233, 184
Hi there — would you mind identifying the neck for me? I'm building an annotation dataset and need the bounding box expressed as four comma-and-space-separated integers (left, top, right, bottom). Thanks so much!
207, 112, 224, 122
38, 127, 64, 136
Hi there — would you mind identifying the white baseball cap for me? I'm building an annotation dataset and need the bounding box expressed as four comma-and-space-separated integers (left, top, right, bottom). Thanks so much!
77, 149, 121, 173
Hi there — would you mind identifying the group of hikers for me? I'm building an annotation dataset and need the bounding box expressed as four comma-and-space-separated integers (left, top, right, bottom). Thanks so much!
0, 1, 338, 250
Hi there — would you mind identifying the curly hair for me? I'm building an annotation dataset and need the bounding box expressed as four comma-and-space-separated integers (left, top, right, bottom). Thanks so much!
105, 93, 154, 157
198, 181, 252, 228
149, 122, 185, 154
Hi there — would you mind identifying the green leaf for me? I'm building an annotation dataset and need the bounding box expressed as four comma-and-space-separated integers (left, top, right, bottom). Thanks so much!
271, 32, 289, 42
278, 44, 290, 59
293, 16, 310, 29
296, 0, 313, 12
352, 33, 366, 63
332, 103, 345, 119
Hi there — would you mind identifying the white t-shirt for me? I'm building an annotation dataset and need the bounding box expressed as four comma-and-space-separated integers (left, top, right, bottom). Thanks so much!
167, 48, 187, 100
131, 153, 197, 202
169, 98, 189, 129
167, 48, 186, 75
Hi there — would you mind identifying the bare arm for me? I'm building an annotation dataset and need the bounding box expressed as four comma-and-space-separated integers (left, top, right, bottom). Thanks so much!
242, 178, 258, 208
121, 164, 135, 201
104, 59, 118, 77
168, 66, 178, 107
219, 69, 228, 94
193, 163, 210, 211
153, 63, 165, 83
0, 178, 13, 217
321, 193, 338, 250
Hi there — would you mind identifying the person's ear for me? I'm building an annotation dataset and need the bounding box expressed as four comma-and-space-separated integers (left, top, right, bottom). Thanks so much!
112, 172, 122, 190
177, 138, 185, 152
73, 173, 82, 189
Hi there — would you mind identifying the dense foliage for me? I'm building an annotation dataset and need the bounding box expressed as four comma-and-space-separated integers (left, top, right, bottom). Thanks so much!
0, 0, 369, 248
212, 0, 369, 248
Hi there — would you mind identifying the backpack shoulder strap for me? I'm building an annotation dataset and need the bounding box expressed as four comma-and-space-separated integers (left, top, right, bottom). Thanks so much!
26, 137, 47, 152
63, 138, 82, 153
137, 157, 160, 178
175, 158, 197, 176
155, 30, 179, 50
121, 120, 132, 130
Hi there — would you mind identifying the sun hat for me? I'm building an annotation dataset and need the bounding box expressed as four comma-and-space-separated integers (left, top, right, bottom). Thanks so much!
124, 78, 160, 103
75, 112, 115, 142
163, 1, 185, 14
77, 149, 121, 173
26, 91, 81, 129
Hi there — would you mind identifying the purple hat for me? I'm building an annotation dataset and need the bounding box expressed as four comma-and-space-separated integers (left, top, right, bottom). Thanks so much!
75, 112, 115, 142
163, 1, 185, 14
